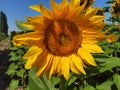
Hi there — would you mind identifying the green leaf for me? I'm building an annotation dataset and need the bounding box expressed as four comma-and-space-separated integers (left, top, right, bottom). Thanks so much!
79, 86, 84, 90
85, 54, 120, 78
67, 75, 78, 86
73, 87, 77, 90
6, 63, 18, 76
9, 52, 20, 61
29, 67, 60, 90
16, 69, 25, 78
9, 80, 19, 90
15, 20, 31, 31
81, 80, 96, 90
96, 80, 113, 90
24, 85, 30, 90
10, 55, 21, 61
104, 47, 114, 54
113, 74, 120, 90
84, 85, 96, 90
50, 75, 61, 88
94, 55, 120, 72
115, 42, 120, 48
9, 46, 18, 50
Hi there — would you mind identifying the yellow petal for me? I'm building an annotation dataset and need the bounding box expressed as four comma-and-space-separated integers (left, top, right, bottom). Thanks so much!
74, 0, 80, 5
61, 57, 70, 80
82, 32, 106, 42
50, 0, 59, 12
70, 54, 86, 75
85, 7, 99, 18
22, 17, 44, 30
69, 59, 80, 74
67, 0, 87, 19
22, 22, 35, 29
82, 42, 104, 53
59, 0, 68, 8
70, 0, 80, 8
24, 46, 42, 69
25, 16, 43, 22
14, 32, 41, 41
61, 5, 70, 18
53, 56, 60, 73
56, 57, 62, 77
78, 48, 96, 66
47, 55, 58, 79
40, 3, 52, 18
36, 53, 52, 76
24, 46, 42, 59
47, 56, 63, 79
90, 16, 105, 22
25, 58, 36, 69
13, 32, 42, 46
29, 5, 41, 12
69, 0, 74, 7
59, 0, 69, 18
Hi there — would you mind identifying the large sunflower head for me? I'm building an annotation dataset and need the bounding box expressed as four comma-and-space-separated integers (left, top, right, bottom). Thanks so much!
13, 0, 106, 80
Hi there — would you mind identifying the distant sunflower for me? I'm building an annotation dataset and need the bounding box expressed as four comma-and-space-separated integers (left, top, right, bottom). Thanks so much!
112, 0, 120, 16
13, 0, 106, 80
106, 34, 116, 43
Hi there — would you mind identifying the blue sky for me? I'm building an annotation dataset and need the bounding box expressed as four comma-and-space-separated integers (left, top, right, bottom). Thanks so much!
0, 0, 109, 34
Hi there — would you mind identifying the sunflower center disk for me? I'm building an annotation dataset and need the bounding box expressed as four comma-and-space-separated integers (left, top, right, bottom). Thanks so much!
45, 19, 82, 56
58, 33, 71, 47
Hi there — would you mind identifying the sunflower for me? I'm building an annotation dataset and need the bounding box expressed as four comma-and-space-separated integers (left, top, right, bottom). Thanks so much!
111, 0, 120, 16
13, 0, 106, 80
106, 34, 116, 43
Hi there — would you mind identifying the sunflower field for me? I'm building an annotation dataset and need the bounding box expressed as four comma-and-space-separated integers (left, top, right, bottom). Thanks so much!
1, 0, 120, 90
